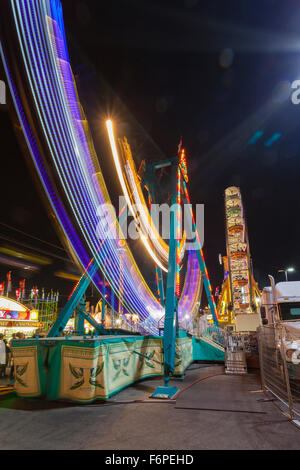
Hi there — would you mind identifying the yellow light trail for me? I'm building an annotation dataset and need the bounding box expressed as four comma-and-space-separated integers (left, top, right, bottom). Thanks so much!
106, 120, 168, 273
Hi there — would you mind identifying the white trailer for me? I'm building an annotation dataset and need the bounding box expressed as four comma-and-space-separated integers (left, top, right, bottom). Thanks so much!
261, 276, 300, 367
261, 278, 300, 325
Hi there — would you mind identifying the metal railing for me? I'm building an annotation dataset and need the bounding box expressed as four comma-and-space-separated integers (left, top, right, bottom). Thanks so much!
63, 307, 143, 337
98, 308, 143, 334
225, 334, 247, 375
192, 318, 227, 348
258, 324, 300, 421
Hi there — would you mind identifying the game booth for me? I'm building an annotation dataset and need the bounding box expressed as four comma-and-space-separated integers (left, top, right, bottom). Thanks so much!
0, 296, 44, 339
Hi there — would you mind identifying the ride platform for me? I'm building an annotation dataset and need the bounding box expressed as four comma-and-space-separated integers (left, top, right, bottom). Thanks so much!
11, 332, 224, 403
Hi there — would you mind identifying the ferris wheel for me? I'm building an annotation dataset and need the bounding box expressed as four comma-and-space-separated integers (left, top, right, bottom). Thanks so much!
217, 187, 260, 328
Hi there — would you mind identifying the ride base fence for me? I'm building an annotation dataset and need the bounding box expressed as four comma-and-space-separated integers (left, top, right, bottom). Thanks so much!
11, 331, 224, 403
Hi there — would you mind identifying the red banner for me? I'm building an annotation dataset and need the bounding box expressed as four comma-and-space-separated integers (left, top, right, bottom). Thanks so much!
19, 280, 25, 298
6, 271, 11, 294
15, 289, 21, 301
0, 283, 4, 296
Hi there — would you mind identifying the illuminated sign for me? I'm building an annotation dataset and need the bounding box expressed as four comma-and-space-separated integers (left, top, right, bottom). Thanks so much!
30, 310, 39, 321
0, 310, 30, 320
0, 320, 44, 328
0, 296, 31, 320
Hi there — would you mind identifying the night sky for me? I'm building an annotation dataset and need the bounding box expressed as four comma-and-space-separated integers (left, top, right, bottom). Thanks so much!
1, 0, 300, 301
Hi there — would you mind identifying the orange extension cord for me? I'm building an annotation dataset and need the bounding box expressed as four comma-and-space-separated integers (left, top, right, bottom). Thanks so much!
89, 369, 225, 405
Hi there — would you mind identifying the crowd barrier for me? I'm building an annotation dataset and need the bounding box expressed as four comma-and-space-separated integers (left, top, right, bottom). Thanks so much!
258, 324, 300, 421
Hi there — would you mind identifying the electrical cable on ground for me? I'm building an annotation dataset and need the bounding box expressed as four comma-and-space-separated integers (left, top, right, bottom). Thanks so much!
87, 369, 225, 406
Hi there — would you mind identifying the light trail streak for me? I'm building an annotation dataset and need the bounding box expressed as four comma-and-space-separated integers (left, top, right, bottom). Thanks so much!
106, 120, 168, 273
3, 0, 204, 332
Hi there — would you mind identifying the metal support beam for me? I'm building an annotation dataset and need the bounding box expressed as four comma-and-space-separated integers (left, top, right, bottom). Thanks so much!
156, 266, 165, 307
47, 260, 99, 337
48, 209, 123, 338
152, 162, 179, 402
146, 156, 177, 172
74, 306, 85, 336
111, 288, 115, 328
163, 162, 180, 380
102, 276, 106, 325
78, 307, 105, 335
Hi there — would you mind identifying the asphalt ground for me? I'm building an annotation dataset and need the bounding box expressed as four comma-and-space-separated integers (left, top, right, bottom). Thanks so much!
0, 364, 299, 450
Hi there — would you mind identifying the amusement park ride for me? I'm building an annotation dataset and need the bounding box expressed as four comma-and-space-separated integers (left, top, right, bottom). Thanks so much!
216, 187, 261, 331
0, 0, 261, 401
0, 0, 223, 399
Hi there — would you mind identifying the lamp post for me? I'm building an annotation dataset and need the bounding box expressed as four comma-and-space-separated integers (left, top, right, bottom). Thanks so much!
278, 267, 295, 282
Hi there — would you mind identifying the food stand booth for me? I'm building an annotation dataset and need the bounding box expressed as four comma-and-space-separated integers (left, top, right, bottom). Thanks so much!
0, 296, 44, 339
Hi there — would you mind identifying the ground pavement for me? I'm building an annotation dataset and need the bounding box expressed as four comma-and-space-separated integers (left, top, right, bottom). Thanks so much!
0, 364, 299, 450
